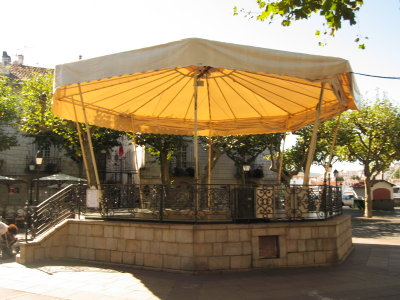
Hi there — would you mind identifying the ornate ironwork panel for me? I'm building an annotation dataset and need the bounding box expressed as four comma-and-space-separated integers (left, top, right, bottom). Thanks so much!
255, 185, 285, 220
197, 184, 232, 222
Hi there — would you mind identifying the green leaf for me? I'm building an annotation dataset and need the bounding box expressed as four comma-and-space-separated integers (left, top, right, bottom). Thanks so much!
236, 0, 365, 48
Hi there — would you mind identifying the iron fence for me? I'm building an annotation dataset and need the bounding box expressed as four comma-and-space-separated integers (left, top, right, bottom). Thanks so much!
24, 183, 342, 240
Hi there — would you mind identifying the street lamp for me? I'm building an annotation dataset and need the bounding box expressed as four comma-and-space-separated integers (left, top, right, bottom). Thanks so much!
333, 169, 339, 186
327, 164, 332, 186
33, 151, 43, 205
35, 150, 43, 165
243, 164, 250, 185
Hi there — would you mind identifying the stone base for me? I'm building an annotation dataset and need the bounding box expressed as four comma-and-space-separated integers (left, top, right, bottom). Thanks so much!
17, 215, 353, 272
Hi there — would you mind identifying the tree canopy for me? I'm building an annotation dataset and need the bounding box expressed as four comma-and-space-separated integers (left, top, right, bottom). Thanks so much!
201, 134, 279, 184
234, 0, 366, 48
265, 118, 341, 184
18, 71, 123, 160
0, 75, 19, 151
134, 133, 186, 185
15, 71, 124, 183
336, 98, 400, 217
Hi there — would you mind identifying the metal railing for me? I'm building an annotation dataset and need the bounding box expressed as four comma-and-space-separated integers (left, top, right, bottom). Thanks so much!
100, 183, 342, 221
24, 183, 342, 241
24, 184, 86, 241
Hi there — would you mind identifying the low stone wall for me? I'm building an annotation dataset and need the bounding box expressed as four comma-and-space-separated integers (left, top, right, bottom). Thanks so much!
17, 215, 353, 272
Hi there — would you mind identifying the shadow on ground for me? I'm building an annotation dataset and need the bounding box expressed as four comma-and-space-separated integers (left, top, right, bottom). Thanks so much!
343, 207, 400, 239
2, 207, 399, 300
18, 243, 400, 300
351, 218, 400, 238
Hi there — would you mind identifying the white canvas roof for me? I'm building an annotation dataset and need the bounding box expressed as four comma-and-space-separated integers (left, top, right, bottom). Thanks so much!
53, 38, 359, 136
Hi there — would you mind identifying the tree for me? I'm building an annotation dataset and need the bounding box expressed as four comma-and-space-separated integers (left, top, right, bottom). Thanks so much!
335, 176, 345, 182
234, 0, 366, 48
336, 98, 400, 218
0, 75, 18, 151
17, 71, 124, 183
134, 134, 186, 186
392, 169, 400, 179
202, 135, 277, 184
268, 118, 342, 184
199, 136, 227, 185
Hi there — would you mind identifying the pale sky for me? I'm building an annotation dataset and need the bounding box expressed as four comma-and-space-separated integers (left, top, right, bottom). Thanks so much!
3, 0, 400, 173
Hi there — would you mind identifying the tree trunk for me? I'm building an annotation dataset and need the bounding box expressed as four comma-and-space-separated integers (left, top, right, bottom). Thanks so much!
159, 152, 170, 186
269, 164, 291, 185
77, 160, 84, 180
364, 173, 373, 218
159, 151, 171, 209
200, 146, 223, 184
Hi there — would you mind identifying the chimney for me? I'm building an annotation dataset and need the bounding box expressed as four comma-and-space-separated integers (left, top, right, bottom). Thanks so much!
2, 51, 11, 66
17, 54, 24, 65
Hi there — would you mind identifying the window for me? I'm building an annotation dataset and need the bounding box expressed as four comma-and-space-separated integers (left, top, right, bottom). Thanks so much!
42, 147, 51, 158
175, 146, 188, 168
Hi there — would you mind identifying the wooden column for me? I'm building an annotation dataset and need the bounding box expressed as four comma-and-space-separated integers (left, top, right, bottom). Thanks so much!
303, 82, 326, 186
78, 83, 101, 189
71, 99, 91, 186
324, 115, 341, 181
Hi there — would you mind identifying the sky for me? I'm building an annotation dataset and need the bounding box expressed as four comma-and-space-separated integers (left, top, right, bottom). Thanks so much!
3, 0, 400, 173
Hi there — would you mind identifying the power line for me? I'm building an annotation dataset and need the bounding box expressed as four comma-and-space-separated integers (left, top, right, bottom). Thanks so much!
351, 72, 400, 80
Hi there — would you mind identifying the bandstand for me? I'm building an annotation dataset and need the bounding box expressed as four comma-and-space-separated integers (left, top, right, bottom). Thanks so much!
19, 38, 358, 271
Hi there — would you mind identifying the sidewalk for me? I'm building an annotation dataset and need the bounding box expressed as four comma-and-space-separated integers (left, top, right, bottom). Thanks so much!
1, 208, 400, 300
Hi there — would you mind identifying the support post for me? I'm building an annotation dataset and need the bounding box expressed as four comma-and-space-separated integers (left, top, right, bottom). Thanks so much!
193, 72, 200, 220
207, 138, 212, 207
324, 115, 341, 181
77, 84, 101, 189
193, 75, 199, 186
303, 82, 326, 186
72, 100, 91, 185
277, 133, 286, 185
132, 134, 144, 208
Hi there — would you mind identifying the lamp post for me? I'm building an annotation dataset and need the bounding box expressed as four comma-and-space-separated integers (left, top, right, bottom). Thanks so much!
243, 164, 250, 185
35, 150, 43, 166
34, 151, 43, 205
327, 165, 332, 186
333, 169, 339, 186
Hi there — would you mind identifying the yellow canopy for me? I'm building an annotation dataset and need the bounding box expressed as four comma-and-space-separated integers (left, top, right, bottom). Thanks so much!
53, 38, 358, 136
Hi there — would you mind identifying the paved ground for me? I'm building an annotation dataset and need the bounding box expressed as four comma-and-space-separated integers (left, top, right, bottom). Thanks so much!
1, 207, 400, 300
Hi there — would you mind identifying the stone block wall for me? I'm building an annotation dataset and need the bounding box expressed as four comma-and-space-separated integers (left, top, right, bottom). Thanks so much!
18, 215, 353, 272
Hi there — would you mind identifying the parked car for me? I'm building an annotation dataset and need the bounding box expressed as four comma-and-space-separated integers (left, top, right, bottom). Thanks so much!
393, 186, 400, 207
342, 193, 355, 208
